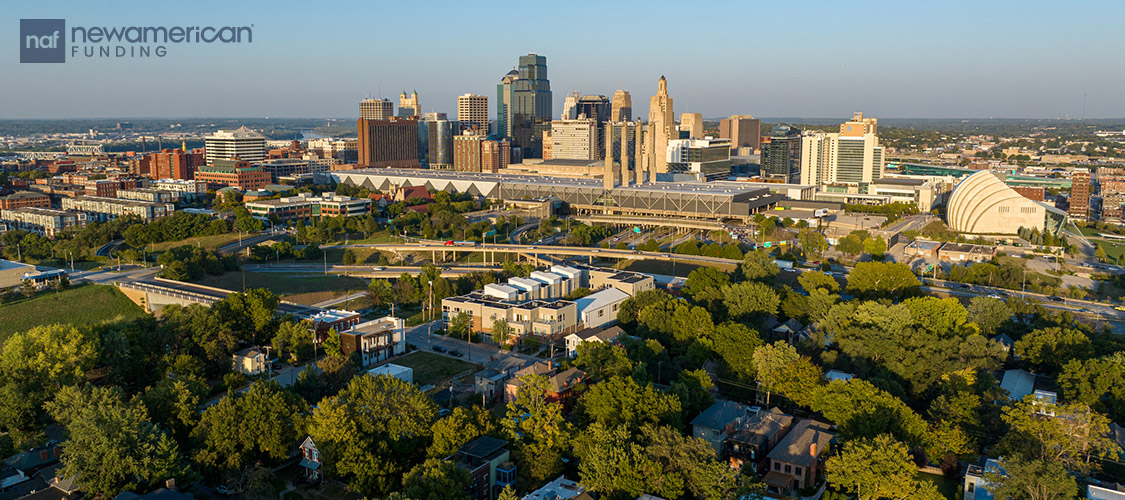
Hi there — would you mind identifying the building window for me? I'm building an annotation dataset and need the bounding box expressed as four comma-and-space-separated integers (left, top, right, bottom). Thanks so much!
794, 466, 802, 476
784, 464, 791, 473
774, 462, 780, 471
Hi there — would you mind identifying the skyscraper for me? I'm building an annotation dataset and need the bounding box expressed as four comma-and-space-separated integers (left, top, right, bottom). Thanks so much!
611, 90, 632, 122
643, 76, 674, 179
204, 126, 267, 166
762, 125, 802, 183
1070, 169, 1091, 219
680, 113, 703, 139
356, 117, 422, 168
576, 95, 610, 123
453, 133, 484, 172
550, 119, 599, 161
561, 91, 580, 120
800, 113, 884, 191
422, 113, 457, 170
398, 91, 420, 118
457, 94, 489, 135
497, 53, 553, 159
359, 98, 395, 120
719, 115, 761, 153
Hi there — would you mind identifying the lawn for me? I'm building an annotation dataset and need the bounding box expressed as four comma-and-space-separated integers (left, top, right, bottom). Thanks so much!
388, 351, 479, 387
1091, 238, 1125, 262
193, 271, 368, 296
147, 233, 245, 252
0, 284, 147, 341
917, 471, 959, 499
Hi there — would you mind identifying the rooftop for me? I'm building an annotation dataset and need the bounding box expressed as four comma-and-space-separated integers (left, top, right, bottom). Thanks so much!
767, 419, 835, 467
690, 400, 748, 430
456, 435, 508, 460
1001, 369, 1035, 401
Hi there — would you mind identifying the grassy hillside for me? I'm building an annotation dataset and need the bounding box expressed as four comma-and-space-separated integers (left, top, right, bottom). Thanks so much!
0, 284, 147, 342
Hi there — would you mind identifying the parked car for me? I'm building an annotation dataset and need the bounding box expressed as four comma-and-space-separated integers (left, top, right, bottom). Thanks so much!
1047, 296, 1065, 302
432, 345, 446, 353
449, 349, 464, 358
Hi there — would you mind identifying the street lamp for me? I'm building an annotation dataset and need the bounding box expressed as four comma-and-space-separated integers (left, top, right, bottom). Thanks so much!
427, 280, 434, 348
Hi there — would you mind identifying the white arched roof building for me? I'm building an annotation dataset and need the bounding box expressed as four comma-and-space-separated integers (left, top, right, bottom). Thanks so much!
946, 171, 1067, 235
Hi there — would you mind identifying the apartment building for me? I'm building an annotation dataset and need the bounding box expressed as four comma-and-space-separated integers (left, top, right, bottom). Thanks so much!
0, 191, 50, 210
60, 196, 174, 222
339, 317, 405, 368
0, 207, 87, 238
195, 160, 271, 191
151, 179, 209, 201
117, 188, 175, 204
245, 192, 371, 221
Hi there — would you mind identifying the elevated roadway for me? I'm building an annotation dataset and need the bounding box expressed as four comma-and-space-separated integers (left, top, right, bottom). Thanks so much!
325, 242, 741, 267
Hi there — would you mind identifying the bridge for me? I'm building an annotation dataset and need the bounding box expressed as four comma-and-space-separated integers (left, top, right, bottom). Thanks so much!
10, 151, 65, 160
574, 214, 728, 231
116, 277, 351, 321
327, 242, 741, 268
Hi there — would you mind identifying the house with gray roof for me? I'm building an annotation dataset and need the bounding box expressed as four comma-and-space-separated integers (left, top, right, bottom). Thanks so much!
690, 400, 752, 454
764, 419, 835, 495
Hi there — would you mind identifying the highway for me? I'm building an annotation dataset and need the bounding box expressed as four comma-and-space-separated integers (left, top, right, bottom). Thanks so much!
242, 263, 503, 279
323, 242, 741, 267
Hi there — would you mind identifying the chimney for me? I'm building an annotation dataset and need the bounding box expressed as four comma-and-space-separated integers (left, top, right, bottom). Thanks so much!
166, 478, 177, 490
809, 442, 817, 456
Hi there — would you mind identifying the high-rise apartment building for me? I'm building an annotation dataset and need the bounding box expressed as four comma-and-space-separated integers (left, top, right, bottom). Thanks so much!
611, 90, 632, 122
422, 113, 457, 170
359, 98, 395, 120
550, 119, 600, 161
204, 126, 267, 166
398, 91, 421, 118
453, 133, 484, 172
800, 113, 884, 191
1070, 169, 1091, 219
497, 53, 553, 159
457, 94, 489, 135
561, 91, 580, 120
150, 148, 205, 180
356, 118, 422, 168
481, 138, 511, 173
643, 76, 674, 179
761, 126, 802, 183
719, 115, 761, 152
680, 113, 704, 140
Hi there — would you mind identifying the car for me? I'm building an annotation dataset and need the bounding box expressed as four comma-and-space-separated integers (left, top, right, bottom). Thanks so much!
1047, 296, 1065, 302
216, 486, 235, 496
431, 345, 446, 353
1078, 308, 1092, 313
449, 349, 464, 358
592, 249, 601, 253
956, 283, 970, 289
371, 266, 386, 271
987, 294, 1003, 299
1115, 305, 1125, 311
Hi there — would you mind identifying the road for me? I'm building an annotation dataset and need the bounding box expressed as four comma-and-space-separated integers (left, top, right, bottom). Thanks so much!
404, 320, 540, 366
242, 263, 502, 278
70, 265, 159, 285
218, 231, 282, 255
327, 242, 741, 267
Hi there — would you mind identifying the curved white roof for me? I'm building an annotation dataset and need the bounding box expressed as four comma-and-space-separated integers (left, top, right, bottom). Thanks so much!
946, 170, 1063, 234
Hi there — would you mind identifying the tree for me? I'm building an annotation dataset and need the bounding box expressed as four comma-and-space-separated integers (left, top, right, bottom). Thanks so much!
740, 250, 779, 282
997, 397, 1120, 475
710, 322, 763, 381
402, 459, 471, 500
449, 312, 471, 340
307, 374, 437, 496
323, 328, 342, 357
863, 236, 887, 257
617, 289, 671, 325
1095, 243, 1108, 262
491, 318, 513, 347
684, 267, 730, 306
1058, 357, 1125, 422
846, 261, 920, 300
966, 296, 1013, 335
45, 386, 187, 497
721, 281, 779, 319
578, 376, 682, 433
811, 380, 931, 448
428, 406, 499, 458
341, 249, 357, 265
797, 228, 828, 259
827, 434, 944, 500
671, 369, 715, 418
836, 233, 865, 256
497, 485, 518, 500
753, 342, 801, 406
1013, 327, 1092, 372
213, 288, 280, 344
574, 342, 634, 381
503, 374, 572, 489
367, 279, 395, 309
798, 271, 840, 294
983, 458, 1078, 500
272, 321, 313, 363
192, 381, 304, 472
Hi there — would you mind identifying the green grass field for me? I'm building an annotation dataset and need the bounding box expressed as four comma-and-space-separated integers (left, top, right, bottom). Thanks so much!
193, 271, 368, 296
148, 233, 245, 252
0, 284, 147, 341
389, 351, 479, 387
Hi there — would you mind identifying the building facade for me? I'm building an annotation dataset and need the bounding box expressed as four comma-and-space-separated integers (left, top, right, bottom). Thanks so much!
356, 117, 422, 168
457, 94, 489, 135
359, 98, 394, 120
947, 170, 1068, 235
680, 112, 704, 140
610, 89, 632, 122
550, 119, 599, 161
719, 115, 762, 153
0, 207, 87, 238
60, 196, 173, 223
762, 125, 802, 183
0, 191, 50, 210
454, 134, 485, 173
667, 137, 732, 181
204, 126, 268, 166
150, 148, 205, 180
497, 53, 552, 159
195, 160, 271, 191
1070, 169, 1091, 219
644, 76, 675, 179
800, 114, 884, 191
423, 113, 457, 170
398, 91, 420, 118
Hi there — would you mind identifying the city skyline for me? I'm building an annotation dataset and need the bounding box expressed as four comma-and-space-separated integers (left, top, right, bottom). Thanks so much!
2, 0, 1124, 119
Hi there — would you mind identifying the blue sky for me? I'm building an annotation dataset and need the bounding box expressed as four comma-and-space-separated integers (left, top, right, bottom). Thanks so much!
2, 0, 1123, 119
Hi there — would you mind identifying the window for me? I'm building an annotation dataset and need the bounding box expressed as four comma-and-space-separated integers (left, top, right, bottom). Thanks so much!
784, 464, 792, 473
794, 467, 802, 476
774, 462, 780, 471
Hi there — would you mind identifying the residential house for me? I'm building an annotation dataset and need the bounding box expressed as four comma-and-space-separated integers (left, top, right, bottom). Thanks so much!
475, 357, 534, 400
1088, 484, 1125, 500
112, 487, 196, 500
938, 242, 995, 263
573, 288, 629, 331
1000, 369, 1035, 401
449, 436, 516, 500
564, 325, 624, 358
232, 348, 267, 376
298, 436, 322, 481
772, 318, 804, 341
964, 458, 1003, 500
1110, 423, 1125, 461
393, 185, 432, 203
339, 317, 405, 368
727, 407, 794, 473
367, 363, 413, 384
763, 420, 835, 495
504, 361, 586, 409
522, 476, 586, 500
904, 238, 942, 259
690, 400, 752, 455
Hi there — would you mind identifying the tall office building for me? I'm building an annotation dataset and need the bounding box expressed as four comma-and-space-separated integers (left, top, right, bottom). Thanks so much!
356, 117, 422, 168
576, 95, 611, 123
457, 94, 489, 135
800, 113, 884, 191
497, 53, 553, 159
561, 91, 580, 120
680, 113, 704, 139
603, 121, 639, 188
719, 114, 761, 153
422, 113, 457, 170
761, 125, 802, 183
360, 98, 394, 120
1070, 169, 1091, 219
667, 138, 732, 182
398, 91, 421, 118
550, 119, 600, 161
611, 90, 632, 122
204, 126, 267, 166
643, 76, 674, 179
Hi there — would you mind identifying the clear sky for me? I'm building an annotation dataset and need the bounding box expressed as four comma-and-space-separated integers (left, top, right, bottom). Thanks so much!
2, 0, 1123, 120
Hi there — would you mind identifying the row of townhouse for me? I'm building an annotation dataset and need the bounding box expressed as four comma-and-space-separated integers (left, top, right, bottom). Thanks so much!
442, 264, 654, 342
60, 195, 174, 223
0, 207, 87, 238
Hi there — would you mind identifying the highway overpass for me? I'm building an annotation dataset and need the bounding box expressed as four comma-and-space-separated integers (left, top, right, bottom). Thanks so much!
326, 242, 741, 268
